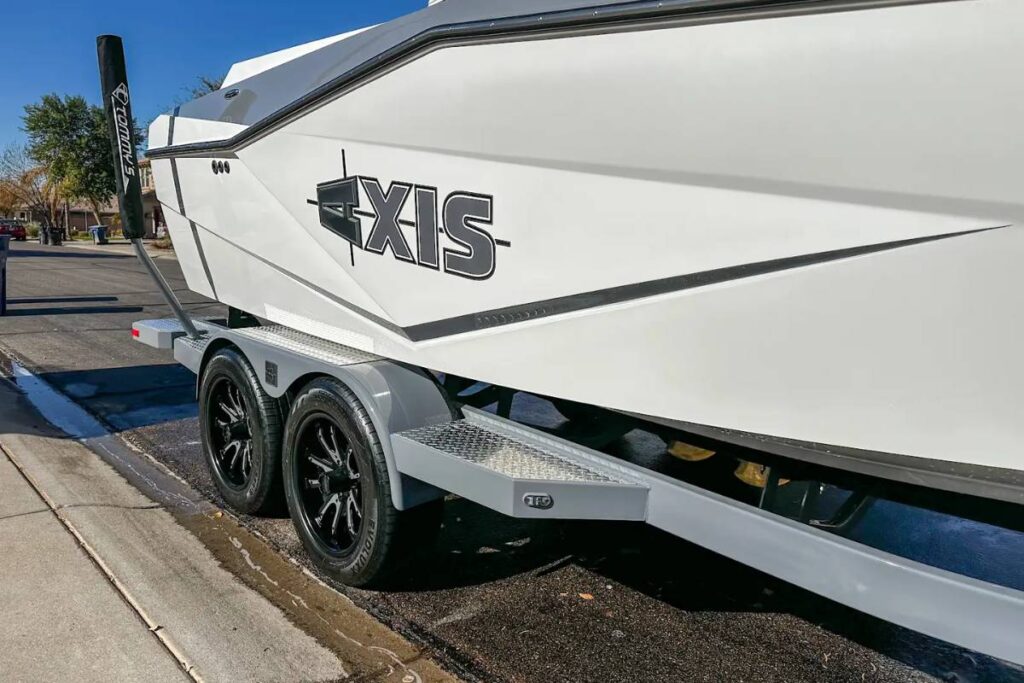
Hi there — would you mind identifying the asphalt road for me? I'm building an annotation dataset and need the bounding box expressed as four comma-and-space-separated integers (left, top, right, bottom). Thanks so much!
1, 241, 1021, 683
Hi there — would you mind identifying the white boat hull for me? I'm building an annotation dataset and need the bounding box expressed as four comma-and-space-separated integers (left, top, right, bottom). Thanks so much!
148, 0, 1024, 494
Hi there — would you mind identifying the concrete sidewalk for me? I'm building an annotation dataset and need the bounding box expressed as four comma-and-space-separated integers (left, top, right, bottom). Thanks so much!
0, 447, 187, 681
0, 380, 348, 682
58, 238, 176, 259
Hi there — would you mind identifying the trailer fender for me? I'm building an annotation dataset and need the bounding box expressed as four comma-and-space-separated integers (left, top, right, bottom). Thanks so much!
170, 323, 452, 510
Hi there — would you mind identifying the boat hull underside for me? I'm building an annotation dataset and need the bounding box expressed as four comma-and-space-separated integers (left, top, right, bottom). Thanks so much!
151, 0, 1024, 486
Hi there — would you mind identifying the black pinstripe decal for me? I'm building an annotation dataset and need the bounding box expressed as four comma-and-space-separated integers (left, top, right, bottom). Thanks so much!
403, 226, 1004, 340
172, 220, 1005, 342
170, 158, 185, 216
189, 220, 217, 298
168, 105, 179, 145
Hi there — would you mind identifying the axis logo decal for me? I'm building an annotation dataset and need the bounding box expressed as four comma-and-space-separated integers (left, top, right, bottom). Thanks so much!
310, 154, 508, 279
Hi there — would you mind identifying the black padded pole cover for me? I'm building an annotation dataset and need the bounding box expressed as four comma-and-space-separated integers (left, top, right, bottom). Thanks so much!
97, 35, 145, 240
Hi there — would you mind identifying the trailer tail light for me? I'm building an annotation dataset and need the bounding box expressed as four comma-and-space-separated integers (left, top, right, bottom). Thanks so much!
131, 328, 140, 337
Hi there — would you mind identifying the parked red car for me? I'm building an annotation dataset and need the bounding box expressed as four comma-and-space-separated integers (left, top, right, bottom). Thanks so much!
0, 219, 28, 241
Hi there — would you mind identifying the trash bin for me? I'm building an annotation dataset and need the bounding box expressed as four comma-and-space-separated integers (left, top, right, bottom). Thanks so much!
0, 235, 9, 316
39, 227, 50, 245
48, 228, 63, 246
89, 225, 109, 245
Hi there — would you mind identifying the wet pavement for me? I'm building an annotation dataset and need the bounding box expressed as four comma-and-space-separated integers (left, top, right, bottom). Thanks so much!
0, 369, 448, 682
1, 241, 1022, 683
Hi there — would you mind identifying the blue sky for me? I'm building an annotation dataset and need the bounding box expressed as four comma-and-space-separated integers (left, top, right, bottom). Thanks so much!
0, 0, 425, 150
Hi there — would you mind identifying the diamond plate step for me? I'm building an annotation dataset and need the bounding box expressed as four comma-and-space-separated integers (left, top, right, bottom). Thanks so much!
133, 319, 379, 367
231, 325, 380, 366
393, 408, 648, 520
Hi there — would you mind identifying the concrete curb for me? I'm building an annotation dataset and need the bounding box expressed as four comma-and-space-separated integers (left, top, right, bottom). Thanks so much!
1, 443, 203, 681
0, 379, 349, 682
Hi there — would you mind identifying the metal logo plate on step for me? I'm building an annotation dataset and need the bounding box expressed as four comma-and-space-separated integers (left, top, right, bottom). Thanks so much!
523, 493, 554, 510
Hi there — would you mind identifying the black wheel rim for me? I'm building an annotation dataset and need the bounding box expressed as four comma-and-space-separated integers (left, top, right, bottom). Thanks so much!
208, 377, 253, 489
296, 416, 363, 554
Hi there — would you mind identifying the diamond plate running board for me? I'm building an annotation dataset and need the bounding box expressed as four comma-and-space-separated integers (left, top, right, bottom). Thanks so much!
392, 407, 649, 520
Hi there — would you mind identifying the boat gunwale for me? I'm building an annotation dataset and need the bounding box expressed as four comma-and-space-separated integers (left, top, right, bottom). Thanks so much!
145, 0, 954, 160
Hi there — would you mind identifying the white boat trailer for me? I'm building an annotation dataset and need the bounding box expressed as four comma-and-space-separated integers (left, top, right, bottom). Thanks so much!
133, 316, 1024, 667
91, 22, 1023, 668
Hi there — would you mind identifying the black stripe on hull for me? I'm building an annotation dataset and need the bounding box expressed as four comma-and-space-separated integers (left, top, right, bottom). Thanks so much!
169, 158, 185, 216
170, 220, 1003, 342
189, 220, 218, 298
404, 226, 1003, 341
168, 105, 179, 146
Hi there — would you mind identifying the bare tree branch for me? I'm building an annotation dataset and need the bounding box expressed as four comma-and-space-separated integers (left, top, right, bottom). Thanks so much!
0, 144, 65, 228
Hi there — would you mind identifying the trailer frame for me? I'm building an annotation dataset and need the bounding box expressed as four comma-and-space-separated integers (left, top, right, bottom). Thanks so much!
130, 315, 1024, 667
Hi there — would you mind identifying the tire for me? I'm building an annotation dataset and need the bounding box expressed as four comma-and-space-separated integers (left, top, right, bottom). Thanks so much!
199, 347, 284, 515
283, 376, 442, 588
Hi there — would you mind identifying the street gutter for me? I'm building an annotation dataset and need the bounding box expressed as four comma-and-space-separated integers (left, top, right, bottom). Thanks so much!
0, 344, 457, 683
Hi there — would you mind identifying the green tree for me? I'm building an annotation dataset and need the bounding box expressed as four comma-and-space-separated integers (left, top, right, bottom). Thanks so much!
22, 93, 144, 226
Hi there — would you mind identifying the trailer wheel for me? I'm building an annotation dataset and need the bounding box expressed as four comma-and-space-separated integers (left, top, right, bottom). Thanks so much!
199, 348, 284, 515
283, 377, 441, 588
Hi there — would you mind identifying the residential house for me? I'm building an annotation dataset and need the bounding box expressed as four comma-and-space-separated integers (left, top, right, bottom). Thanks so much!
2, 159, 166, 237
139, 159, 166, 238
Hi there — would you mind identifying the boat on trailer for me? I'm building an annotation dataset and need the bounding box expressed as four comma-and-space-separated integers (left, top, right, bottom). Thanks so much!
95, 0, 1024, 669
144, 0, 1024, 503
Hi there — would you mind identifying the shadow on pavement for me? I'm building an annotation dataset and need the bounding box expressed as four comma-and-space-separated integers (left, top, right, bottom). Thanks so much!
7, 295, 120, 305
380, 496, 1016, 682
2, 305, 145, 316
8, 248, 133, 259
37, 364, 197, 431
